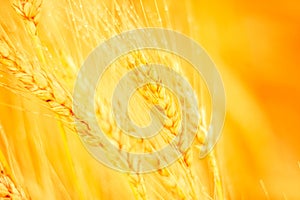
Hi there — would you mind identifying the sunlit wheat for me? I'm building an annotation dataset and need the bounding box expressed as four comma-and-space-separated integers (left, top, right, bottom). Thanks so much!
0, 0, 223, 199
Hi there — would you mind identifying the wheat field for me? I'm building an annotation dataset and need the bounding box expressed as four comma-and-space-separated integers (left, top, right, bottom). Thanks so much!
0, 0, 300, 199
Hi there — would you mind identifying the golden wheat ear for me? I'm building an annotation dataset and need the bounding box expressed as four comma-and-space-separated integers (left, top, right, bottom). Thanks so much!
0, 125, 28, 200
0, 164, 28, 200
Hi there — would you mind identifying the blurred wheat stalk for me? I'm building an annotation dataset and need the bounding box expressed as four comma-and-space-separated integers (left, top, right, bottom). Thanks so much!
0, 0, 224, 199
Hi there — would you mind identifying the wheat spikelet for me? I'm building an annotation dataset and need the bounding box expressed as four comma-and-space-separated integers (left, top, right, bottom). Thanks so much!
12, 0, 42, 24
12, 0, 45, 63
0, 125, 28, 200
0, 39, 73, 120
0, 164, 27, 200
128, 174, 147, 200
208, 151, 223, 200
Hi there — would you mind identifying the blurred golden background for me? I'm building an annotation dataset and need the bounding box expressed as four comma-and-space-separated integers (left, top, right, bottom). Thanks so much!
0, 0, 300, 199
192, 0, 300, 199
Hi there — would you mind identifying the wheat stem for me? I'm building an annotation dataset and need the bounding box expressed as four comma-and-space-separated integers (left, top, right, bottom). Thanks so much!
208, 150, 224, 200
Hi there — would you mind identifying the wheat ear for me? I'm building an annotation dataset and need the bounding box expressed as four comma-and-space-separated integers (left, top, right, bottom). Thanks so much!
12, 0, 45, 64
208, 150, 224, 200
0, 39, 73, 121
0, 125, 28, 200
0, 163, 28, 200
125, 51, 199, 199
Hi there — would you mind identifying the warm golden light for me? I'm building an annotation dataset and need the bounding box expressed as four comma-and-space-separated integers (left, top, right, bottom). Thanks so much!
0, 0, 299, 199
